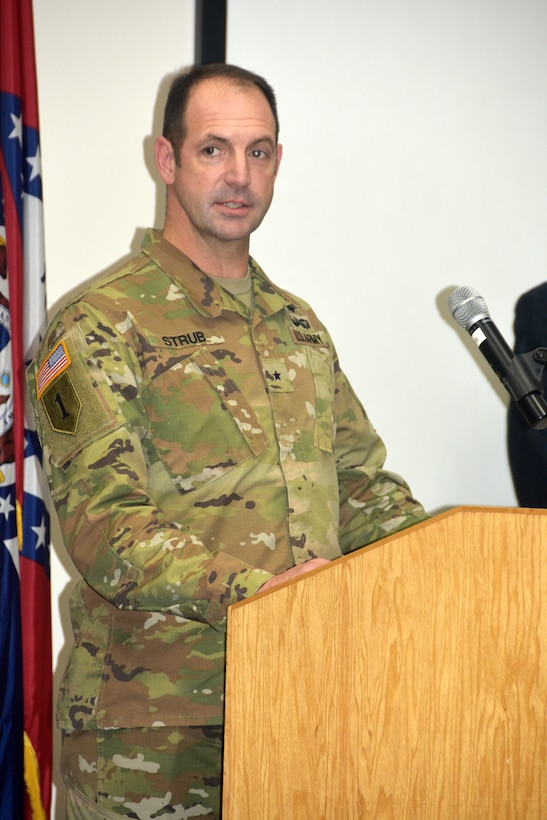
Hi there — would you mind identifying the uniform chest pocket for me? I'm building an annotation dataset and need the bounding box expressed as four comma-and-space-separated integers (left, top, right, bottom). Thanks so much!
144, 347, 270, 492
264, 346, 335, 456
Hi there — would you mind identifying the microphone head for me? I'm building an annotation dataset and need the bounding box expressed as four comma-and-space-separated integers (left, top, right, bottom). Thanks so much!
448, 285, 491, 331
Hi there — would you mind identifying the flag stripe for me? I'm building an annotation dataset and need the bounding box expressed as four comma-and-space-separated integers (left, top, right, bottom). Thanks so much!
0, 0, 52, 816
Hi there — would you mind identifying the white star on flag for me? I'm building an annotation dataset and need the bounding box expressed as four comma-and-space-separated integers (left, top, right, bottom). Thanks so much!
9, 110, 22, 145
27, 145, 41, 181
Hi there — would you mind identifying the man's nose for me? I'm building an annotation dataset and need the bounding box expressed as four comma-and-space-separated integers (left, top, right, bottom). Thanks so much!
224, 152, 251, 187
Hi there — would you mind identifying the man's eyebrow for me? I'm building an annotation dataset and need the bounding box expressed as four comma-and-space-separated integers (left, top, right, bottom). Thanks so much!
251, 135, 277, 149
201, 132, 276, 148
202, 133, 229, 144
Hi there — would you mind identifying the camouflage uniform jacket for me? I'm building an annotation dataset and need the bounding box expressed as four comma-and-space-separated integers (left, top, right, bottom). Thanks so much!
27, 229, 428, 731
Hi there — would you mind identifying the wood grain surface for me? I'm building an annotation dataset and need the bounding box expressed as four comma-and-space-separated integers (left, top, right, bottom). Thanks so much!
223, 507, 547, 819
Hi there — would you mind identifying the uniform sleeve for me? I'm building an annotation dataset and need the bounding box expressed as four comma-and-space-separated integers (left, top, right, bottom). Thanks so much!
333, 361, 429, 553
26, 301, 272, 632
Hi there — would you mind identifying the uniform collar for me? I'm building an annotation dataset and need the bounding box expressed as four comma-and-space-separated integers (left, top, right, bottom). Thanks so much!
141, 228, 303, 321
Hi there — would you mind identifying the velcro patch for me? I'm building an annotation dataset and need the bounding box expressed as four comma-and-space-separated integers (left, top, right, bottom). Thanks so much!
148, 331, 225, 349
289, 327, 326, 346
31, 326, 124, 468
263, 359, 294, 393
36, 341, 71, 398
41, 372, 82, 435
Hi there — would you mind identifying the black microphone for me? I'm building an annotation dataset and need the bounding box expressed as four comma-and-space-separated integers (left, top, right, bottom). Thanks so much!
448, 285, 547, 430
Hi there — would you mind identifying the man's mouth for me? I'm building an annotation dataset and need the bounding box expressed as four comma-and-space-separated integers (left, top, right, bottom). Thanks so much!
217, 200, 249, 210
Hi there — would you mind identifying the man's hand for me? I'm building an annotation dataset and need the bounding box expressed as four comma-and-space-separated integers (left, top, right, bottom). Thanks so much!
259, 557, 330, 593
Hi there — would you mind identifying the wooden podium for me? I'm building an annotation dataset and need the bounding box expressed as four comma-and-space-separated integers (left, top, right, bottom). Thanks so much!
223, 506, 547, 819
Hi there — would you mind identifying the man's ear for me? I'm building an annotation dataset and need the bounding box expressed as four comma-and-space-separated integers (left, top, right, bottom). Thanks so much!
154, 136, 176, 184
274, 142, 283, 178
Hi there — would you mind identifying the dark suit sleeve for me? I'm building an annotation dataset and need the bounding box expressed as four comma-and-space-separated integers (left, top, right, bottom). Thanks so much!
507, 283, 547, 507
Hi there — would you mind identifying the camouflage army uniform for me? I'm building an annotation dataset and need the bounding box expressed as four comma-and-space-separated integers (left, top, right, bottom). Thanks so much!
27, 229, 428, 815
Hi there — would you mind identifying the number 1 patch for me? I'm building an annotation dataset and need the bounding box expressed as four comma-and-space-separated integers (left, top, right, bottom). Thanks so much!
41, 371, 82, 434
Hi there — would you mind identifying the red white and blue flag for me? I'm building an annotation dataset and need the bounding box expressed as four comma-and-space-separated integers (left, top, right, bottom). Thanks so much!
0, 0, 52, 817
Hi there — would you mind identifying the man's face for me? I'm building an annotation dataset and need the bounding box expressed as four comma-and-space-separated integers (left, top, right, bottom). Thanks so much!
163, 78, 282, 246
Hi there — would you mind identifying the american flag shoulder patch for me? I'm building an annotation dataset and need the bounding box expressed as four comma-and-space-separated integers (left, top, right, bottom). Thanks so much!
36, 340, 71, 399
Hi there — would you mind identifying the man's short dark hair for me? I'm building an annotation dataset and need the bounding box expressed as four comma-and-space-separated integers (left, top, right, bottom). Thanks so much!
162, 63, 280, 164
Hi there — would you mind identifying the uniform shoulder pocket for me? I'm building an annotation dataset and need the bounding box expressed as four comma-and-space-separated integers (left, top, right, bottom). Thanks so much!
30, 326, 125, 469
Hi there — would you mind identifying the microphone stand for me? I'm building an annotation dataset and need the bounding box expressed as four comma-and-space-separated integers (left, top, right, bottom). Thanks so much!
505, 348, 547, 429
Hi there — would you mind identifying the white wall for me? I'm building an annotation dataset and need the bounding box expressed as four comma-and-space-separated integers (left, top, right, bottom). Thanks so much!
227, 0, 547, 513
33, 0, 547, 815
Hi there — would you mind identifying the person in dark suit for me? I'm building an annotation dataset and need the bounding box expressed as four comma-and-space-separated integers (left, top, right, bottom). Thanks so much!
508, 282, 547, 507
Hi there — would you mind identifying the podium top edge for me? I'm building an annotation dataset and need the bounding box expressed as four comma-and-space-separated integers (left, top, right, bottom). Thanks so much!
228, 505, 547, 612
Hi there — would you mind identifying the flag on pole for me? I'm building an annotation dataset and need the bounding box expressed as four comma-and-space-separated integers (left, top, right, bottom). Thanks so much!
0, 0, 52, 817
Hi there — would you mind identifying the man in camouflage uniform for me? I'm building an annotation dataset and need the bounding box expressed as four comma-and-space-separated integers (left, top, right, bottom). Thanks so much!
27, 64, 428, 818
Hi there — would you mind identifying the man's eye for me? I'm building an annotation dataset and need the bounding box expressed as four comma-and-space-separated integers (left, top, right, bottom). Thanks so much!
203, 146, 220, 156
250, 149, 267, 159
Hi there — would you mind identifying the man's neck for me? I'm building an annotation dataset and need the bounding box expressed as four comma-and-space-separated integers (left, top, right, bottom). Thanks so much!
162, 220, 250, 279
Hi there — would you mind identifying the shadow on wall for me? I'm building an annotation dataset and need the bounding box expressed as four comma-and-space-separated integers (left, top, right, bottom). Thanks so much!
46, 67, 186, 328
